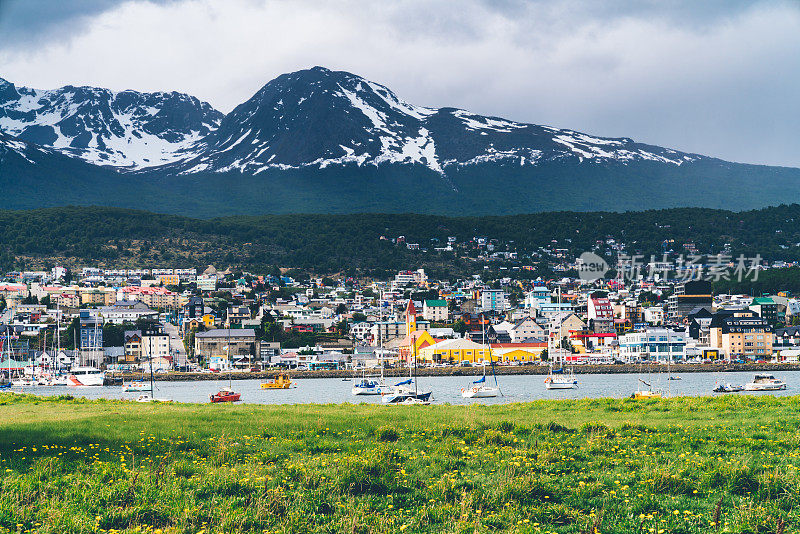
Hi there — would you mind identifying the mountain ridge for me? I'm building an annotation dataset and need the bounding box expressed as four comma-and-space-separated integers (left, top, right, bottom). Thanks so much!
0, 67, 798, 216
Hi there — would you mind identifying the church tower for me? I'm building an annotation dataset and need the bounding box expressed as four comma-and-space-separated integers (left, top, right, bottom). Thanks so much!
405, 299, 417, 334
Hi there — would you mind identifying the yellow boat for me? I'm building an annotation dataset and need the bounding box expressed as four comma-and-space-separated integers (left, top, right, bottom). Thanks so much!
632, 390, 662, 399
260, 373, 292, 390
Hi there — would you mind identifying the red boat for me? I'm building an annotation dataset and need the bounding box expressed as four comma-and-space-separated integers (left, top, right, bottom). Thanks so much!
209, 388, 241, 403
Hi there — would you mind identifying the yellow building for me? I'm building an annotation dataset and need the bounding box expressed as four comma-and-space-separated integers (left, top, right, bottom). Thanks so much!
158, 274, 180, 286
418, 338, 490, 364
183, 314, 217, 335
387, 329, 438, 364
489, 343, 547, 363
81, 288, 116, 306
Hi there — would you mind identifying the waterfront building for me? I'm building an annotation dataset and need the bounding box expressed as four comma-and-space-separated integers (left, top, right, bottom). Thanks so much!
709, 310, 773, 360
618, 327, 687, 362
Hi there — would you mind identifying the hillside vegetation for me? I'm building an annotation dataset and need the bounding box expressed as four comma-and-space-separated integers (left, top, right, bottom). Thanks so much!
2, 205, 800, 282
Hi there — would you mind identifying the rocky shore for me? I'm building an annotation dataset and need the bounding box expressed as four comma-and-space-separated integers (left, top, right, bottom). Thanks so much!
113, 362, 800, 381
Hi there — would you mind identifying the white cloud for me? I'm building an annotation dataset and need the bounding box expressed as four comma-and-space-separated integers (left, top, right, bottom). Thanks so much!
0, 0, 798, 166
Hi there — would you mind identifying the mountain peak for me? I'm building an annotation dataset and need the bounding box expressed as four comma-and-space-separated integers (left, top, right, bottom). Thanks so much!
0, 78, 223, 169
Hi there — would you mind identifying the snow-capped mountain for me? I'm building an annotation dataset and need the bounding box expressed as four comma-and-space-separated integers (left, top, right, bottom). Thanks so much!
172, 66, 700, 176
0, 77, 222, 169
2, 67, 799, 217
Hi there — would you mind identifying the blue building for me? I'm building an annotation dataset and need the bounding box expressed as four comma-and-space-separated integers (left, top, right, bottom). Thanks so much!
79, 310, 103, 349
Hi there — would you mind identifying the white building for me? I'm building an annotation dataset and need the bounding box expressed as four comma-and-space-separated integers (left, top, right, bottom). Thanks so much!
523, 286, 551, 309
99, 301, 159, 324
618, 327, 687, 362
422, 299, 449, 322
393, 269, 427, 287
642, 307, 665, 325
479, 289, 509, 313
350, 321, 374, 342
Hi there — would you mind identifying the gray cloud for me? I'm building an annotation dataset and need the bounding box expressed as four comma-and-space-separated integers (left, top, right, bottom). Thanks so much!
0, 0, 797, 167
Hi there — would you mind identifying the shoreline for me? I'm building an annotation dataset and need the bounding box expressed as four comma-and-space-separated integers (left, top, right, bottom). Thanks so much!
113, 362, 800, 381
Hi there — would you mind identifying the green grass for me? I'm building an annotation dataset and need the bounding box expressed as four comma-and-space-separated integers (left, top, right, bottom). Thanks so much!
1, 394, 799, 533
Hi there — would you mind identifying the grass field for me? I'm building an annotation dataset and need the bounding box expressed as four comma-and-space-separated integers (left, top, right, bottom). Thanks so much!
1, 394, 798, 534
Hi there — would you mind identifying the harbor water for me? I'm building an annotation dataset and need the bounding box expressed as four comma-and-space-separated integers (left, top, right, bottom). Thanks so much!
13, 370, 800, 404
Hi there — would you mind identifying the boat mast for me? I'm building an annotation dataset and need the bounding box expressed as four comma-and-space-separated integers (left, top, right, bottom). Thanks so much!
379, 300, 384, 385
149, 351, 155, 395
413, 333, 418, 396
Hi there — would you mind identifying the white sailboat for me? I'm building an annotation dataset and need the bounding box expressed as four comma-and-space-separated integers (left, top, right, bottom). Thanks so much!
544, 366, 578, 390
461, 317, 501, 398
135, 356, 172, 402
545, 292, 578, 390
461, 368, 499, 398
353, 309, 390, 396
68, 316, 105, 386
382, 330, 431, 404
0, 331, 13, 390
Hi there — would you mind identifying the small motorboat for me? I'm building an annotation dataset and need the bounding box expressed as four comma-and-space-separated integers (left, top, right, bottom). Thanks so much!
544, 368, 578, 390
352, 377, 386, 396
744, 374, 787, 391
210, 388, 241, 403
668, 376, 681, 381
125, 381, 152, 393
632, 390, 662, 399
713, 383, 744, 393
261, 373, 292, 390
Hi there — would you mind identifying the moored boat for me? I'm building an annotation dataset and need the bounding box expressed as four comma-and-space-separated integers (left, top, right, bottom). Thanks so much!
67, 367, 105, 386
261, 373, 293, 390
210, 388, 241, 403
632, 389, 663, 399
461, 372, 499, 398
125, 380, 152, 393
136, 393, 172, 403
744, 374, 786, 391
352, 376, 385, 395
713, 382, 744, 393
382, 378, 432, 404
544, 368, 578, 390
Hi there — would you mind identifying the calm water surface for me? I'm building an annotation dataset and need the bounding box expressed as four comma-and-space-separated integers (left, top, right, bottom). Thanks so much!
16, 370, 800, 405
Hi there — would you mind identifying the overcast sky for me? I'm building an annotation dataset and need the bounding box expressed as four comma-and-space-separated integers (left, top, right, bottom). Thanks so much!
1, 0, 798, 167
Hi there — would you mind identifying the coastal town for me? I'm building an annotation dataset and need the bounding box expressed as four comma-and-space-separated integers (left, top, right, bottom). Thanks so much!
1, 249, 798, 381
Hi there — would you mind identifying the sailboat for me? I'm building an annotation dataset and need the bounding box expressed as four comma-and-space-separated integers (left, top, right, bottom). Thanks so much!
0, 332, 12, 390
382, 333, 431, 404
545, 295, 579, 390
632, 360, 662, 399
210, 332, 241, 403
135, 356, 172, 402
544, 365, 578, 390
461, 318, 501, 398
125, 366, 152, 392
461, 365, 500, 398
353, 318, 390, 395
